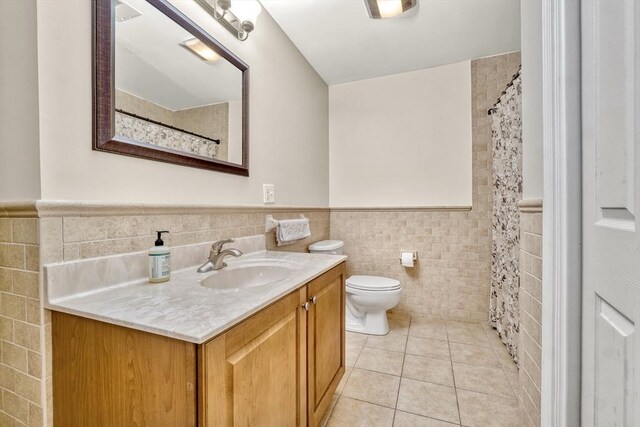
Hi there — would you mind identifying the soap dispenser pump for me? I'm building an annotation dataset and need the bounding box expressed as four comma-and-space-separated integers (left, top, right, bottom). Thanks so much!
149, 231, 170, 283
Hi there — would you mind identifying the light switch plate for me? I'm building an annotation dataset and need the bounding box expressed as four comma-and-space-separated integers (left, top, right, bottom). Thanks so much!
263, 184, 275, 204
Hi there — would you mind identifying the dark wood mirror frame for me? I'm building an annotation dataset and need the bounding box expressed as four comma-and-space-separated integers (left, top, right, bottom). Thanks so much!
93, 0, 250, 176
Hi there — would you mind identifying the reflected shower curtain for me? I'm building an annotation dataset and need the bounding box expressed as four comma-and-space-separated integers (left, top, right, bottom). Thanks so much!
488, 72, 523, 363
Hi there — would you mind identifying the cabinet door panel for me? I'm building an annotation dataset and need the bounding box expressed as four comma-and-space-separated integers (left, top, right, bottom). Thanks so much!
52, 312, 197, 427
307, 263, 346, 426
200, 290, 306, 427
230, 311, 298, 426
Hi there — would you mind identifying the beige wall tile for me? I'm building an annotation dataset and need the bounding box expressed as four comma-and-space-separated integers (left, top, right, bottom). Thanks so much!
2, 341, 28, 372
0, 220, 12, 243
2, 389, 29, 422
0, 364, 16, 391
0, 317, 14, 341
39, 219, 63, 265
14, 371, 40, 404
519, 209, 543, 427
0, 269, 12, 292
28, 403, 43, 427
1, 294, 26, 322
0, 245, 25, 269
13, 322, 40, 353
25, 300, 40, 326
11, 220, 38, 245
62, 217, 106, 243
12, 272, 38, 300
26, 352, 41, 380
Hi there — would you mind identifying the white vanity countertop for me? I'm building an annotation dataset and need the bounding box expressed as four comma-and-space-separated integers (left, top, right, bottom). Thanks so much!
45, 250, 347, 344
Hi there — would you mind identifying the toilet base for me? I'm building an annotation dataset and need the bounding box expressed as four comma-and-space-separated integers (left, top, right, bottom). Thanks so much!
346, 308, 390, 335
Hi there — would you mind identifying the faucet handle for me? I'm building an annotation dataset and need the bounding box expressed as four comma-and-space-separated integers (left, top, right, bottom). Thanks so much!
211, 239, 235, 253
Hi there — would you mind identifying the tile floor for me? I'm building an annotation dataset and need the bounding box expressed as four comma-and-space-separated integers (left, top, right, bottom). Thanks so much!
322, 314, 522, 427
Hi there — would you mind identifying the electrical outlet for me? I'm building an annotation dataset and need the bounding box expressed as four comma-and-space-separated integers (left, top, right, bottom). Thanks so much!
263, 184, 275, 204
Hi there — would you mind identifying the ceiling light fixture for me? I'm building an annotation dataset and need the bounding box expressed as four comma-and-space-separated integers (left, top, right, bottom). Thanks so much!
365, 0, 417, 19
194, 0, 261, 41
180, 37, 221, 62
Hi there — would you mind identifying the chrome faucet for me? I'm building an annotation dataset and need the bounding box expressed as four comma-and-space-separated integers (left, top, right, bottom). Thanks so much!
197, 239, 243, 273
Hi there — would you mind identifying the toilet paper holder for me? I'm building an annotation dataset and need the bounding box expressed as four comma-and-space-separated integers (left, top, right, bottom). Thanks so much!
399, 251, 418, 264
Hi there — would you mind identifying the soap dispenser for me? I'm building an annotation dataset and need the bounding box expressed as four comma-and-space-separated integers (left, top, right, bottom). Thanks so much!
149, 231, 170, 283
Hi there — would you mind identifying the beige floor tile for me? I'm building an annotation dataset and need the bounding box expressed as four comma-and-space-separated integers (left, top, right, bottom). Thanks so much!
494, 346, 519, 372
396, 378, 460, 424
356, 347, 405, 376
505, 370, 520, 400
402, 354, 454, 387
347, 331, 369, 348
446, 328, 490, 347
484, 327, 505, 348
452, 363, 514, 398
409, 320, 448, 341
391, 324, 411, 335
326, 396, 395, 427
446, 321, 484, 332
342, 368, 401, 408
449, 342, 500, 368
457, 389, 521, 427
406, 336, 450, 360
346, 343, 363, 368
393, 411, 460, 427
336, 367, 352, 395
388, 313, 411, 335
366, 331, 409, 352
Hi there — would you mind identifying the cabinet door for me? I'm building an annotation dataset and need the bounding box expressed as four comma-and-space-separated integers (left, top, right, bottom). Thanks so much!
52, 312, 197, 427
199, 289, 307, 427
307, 263, 346, 426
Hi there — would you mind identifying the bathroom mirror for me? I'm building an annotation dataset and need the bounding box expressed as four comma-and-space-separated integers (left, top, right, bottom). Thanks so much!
93, 0, 249, 176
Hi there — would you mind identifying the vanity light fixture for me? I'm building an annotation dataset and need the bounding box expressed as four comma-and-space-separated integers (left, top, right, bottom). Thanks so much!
365, 0, 417, 19
194, 0, 261, 41
180, 37, 221, 62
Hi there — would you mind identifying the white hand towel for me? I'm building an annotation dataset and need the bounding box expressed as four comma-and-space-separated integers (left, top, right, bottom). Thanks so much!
276, 218, 311, 246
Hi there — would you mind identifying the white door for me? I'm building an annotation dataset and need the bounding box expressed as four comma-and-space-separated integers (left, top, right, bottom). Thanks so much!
582, 0, 640, 425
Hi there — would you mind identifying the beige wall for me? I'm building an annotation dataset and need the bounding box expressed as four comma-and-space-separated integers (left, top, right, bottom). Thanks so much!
0, 0, 41, 202
521, 0, 543, 200
329, 61, 472, 208
35, 0, 329, 206
331, 53, 522, 321
518, 204, 543, 427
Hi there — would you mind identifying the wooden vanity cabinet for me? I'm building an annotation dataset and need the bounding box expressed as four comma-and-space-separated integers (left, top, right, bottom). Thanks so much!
52, 262, 345, 427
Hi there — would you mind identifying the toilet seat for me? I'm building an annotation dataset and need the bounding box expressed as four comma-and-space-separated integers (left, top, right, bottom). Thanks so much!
346, 275, 401, 292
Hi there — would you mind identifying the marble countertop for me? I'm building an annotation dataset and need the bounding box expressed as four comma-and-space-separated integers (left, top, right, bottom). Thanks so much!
46, 250, 347, 344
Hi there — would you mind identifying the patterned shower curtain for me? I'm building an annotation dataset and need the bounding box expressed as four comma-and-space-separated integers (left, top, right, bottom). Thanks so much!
488, 72, 523, 363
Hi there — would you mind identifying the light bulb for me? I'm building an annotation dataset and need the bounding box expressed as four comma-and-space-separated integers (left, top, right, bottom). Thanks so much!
376, 0, 403, 18
230, 0, 261, 25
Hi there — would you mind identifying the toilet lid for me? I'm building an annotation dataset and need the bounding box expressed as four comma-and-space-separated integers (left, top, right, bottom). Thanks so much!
346, 275, 401, 291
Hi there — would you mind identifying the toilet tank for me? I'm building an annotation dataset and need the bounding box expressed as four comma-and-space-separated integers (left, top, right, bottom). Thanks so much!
308, 240, 344, 255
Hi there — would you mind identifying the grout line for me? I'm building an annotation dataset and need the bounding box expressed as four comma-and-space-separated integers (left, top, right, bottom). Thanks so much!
391, 317, 411, 425
446, 323, 464, 426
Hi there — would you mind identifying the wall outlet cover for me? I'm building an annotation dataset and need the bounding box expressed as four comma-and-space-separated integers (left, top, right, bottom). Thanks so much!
263, 184, 275, 204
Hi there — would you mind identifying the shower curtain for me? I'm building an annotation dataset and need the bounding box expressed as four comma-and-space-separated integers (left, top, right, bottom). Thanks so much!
488, 71, 523, 363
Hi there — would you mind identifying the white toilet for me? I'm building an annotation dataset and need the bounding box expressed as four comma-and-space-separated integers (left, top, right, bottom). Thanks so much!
308, 240, 402, 335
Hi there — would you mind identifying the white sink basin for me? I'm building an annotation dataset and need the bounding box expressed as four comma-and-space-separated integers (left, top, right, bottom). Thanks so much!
200, 259, 302, 290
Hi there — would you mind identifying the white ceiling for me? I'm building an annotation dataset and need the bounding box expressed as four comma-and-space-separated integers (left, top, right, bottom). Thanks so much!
261, 0, 521, 85
115, 0, 242, 110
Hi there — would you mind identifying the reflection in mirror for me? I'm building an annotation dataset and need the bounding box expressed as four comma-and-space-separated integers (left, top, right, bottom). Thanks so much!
113, 0, 243, 164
